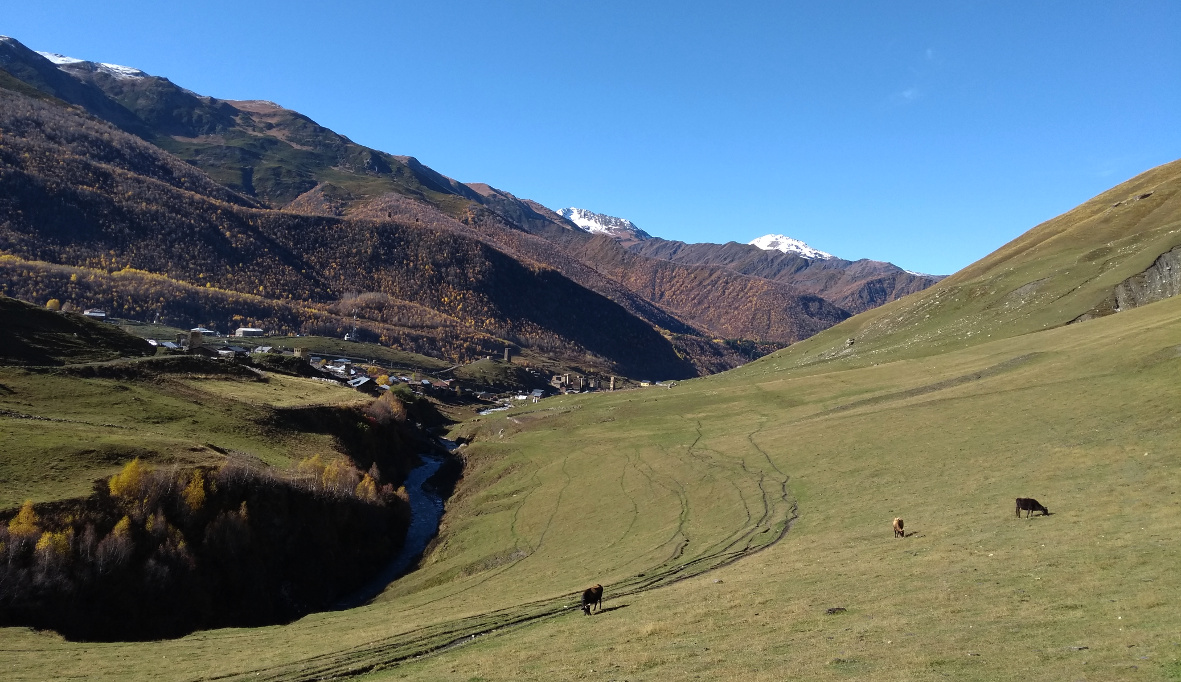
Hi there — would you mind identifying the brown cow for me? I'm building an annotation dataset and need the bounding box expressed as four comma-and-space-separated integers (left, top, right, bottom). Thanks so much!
1015, 498, 1049, 517
581, 584, 603, 615
893, 517, 904, 538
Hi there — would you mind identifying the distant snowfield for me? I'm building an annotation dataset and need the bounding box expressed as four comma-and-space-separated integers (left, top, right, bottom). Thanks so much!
556, 207, 650, 240
748, 234, 834, 260
35, 50, 147, 80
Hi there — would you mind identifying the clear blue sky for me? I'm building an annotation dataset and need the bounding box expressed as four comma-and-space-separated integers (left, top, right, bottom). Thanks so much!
5, 1, 1180, 275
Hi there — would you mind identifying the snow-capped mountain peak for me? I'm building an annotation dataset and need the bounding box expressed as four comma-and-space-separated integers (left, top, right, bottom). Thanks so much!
35, 50, 147, 80
748, 234, 834, 260
557, 207, 652, 242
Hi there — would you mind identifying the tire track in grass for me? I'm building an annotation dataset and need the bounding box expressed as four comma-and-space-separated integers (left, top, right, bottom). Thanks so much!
604, 450, 641, 550
629, 449, 691, 565
533, 456, 571, 551
206, 431, 797, 682
644, 446, 692, 566
677, 419, 766, 562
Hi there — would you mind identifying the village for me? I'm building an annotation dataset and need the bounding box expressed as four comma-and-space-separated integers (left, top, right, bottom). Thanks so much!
77, 310, 666, 409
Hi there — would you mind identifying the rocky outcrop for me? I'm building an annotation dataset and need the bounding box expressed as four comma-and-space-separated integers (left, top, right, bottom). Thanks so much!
1072, 244, 1181, 322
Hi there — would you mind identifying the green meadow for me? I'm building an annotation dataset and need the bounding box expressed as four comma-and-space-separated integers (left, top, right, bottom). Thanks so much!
0, 289, 1177, 681
0, 162, 1178, 679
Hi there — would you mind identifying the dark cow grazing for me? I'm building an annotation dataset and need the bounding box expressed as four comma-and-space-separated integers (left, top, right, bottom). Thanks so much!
581, 584, 603, 615
1015, 498, 1049, 517
893, 517, 904, 538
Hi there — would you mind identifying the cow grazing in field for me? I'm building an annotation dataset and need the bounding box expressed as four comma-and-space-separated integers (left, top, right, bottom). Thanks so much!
581, 584, 603, 615
893, 517, 904, 538
1015, 498, 1049, 517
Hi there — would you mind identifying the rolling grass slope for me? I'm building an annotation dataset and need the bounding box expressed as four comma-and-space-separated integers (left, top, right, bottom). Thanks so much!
0, 264, 1176, 680
0, 161, 1178, 678
772, 159, 1181, 370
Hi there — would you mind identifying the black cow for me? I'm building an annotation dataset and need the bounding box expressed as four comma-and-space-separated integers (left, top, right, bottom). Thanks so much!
581, 584, 603, 615
1015, 497, 1049, 517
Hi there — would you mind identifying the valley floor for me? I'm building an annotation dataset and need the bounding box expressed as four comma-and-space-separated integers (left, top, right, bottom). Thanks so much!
2, 295, 1180, 680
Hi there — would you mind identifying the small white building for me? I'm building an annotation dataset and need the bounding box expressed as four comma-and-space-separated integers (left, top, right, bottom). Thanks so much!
82, 308, 107, 319
235, 327, 265, 337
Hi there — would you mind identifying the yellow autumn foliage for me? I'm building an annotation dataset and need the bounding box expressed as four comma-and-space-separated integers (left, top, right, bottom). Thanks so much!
35, 529, 72, 557
182, 470, 206, 512
355, 474, 379, 501
109, 458, 148, 498
7, 500, 39, 537
111, 516, 132, 537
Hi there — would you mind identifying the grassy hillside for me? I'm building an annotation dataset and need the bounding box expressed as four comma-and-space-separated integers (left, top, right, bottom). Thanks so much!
0, 295, 153, 366
0, 165, 1177, 678
769, 159, 1181, 371
0, 258, 1176, 679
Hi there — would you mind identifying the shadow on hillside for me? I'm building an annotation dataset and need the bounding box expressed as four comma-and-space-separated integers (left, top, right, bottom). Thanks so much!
596, 604, 630, 615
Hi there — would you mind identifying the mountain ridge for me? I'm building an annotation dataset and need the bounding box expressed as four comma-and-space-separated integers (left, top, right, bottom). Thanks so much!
0, 35, 938, 375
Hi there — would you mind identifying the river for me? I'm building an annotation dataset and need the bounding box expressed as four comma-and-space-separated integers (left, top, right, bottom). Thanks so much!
335, 448, 448, 608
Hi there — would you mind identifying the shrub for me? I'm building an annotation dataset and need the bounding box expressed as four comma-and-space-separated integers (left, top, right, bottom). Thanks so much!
364, 390, 408, 424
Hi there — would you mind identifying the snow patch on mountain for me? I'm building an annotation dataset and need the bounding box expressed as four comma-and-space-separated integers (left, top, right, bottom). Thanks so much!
557, 207, 652, 241
748, 234, 834, 260
36, 50, 147, 79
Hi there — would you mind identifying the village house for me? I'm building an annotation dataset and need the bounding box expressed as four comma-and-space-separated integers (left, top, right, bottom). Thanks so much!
235, 327, 265, 337
216, 345, 250, 358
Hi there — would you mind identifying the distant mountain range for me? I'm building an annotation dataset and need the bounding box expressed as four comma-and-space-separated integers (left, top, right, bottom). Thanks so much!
0, 35, 941, 378
554, 207, 941, 315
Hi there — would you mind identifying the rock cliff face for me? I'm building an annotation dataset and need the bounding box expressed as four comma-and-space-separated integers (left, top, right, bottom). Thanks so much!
1073, 244, 1181, 322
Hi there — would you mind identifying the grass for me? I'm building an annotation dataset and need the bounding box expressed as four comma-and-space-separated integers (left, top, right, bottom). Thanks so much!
0, 364, 356, 509
0, 281, 1177, 680
247, 335, 451, 373
0, 163, 1178, 679
180, 373, 369, 408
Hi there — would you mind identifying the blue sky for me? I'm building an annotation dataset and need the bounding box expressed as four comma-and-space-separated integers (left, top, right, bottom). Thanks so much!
5, 1, 1179, 275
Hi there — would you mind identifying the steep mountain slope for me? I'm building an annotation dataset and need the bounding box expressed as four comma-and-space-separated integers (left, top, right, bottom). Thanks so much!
410, 186, 852, 345
628, 237, 942, 314
0, 85, 696, 378
0, 36, 481, 213
0, 35, 934, 373
553, 233, 851, 343
768, 158, 1181, 369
